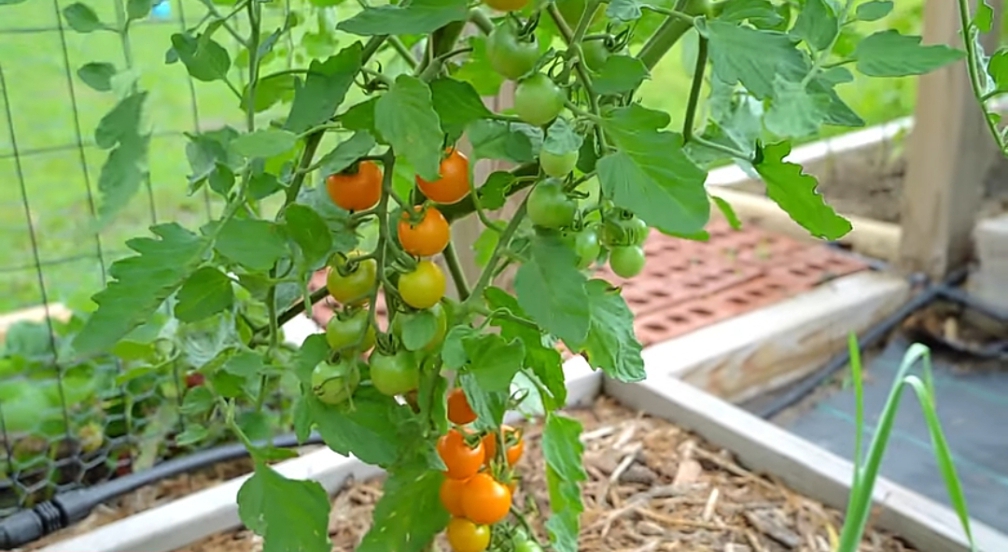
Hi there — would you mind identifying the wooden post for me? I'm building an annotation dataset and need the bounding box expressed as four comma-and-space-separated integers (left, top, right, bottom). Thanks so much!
898, 0, 1003, 280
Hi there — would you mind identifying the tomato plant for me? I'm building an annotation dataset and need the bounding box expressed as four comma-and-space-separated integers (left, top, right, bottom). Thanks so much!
609, 245, 647, 278
398, 206, 451, 257
462, 473, 512, 525
483, 425, 524, 467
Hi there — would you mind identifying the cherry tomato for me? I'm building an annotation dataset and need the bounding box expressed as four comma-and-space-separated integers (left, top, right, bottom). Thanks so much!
185, 372, 205, 388
447, 388, 477, 425
326, 252, 376, 306
445, 517, 490, 552
391, 302, 448, 354
482, 425, 524, 466
398, 206, 450, 257
398, 260, 446, 310
581, 39, 610, 72
325, 308, 375, 352
483, 0, 528, 12
540, 149, 578, 178
602, 210, 649, 246
514, 539, 544, 552
417, 149, 470, 205
311, 358, 361, 405
462, 473, 512, 525
439, 477, 468, 517
486, 21, 539, 80
368, 350, 419, 396
569, 227, 601, 269
609, 245, 646, 278
527, 179, 577, 229
326, 160, 382, 212
438, 428, 485, 480
514, 73, 564, 127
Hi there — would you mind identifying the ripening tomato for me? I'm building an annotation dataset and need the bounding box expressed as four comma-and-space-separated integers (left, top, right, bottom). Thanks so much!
461, 473, 512, 525
482, 425, 524, 466
368, 350, 420, 396
398, 260, 446, 310
311, 358, 361, 405
445, 517, 490, 552
539, 149, 578, 178
438, 428, 485, 480
447, 388, 477, 425
417, 149, 470, 205
486, 21, 539, 80
609, 245, 646, 278
326, 161, 382, 212
325, 308, 375, 352
398, 206, 450, 257
514, 73, 565, 127
439, 477, 468, 517
185, 372, 205, 388
326, 252, 377, 306
483, 0, 528, 12
527, 179, 577, 229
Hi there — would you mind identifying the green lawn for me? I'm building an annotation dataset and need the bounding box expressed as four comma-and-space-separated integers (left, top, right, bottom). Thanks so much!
0, 0, 926, 313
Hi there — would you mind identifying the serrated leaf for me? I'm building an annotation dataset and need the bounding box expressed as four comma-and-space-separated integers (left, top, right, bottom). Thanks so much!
297, 185, 359, 253
593, 55, 649, 95
306, 388, 409, 467
176, 425, 209, 446
63, 3, 105, 33
478, 171, 513, 210
74, 224, 210, 354
467, 119, 537, 163
399, 310, 437, 351
215, 218, 289, 270
294, 334, 330, 384
284, 204, 331, 266
754, 141, 851, 240
127, 0, 153, 20
97, 135, 150, 221
246, 74, 297, 113
791, 0, 837, 51
95, 92, 147, 149
700, 19, 805, 100
763, 77, 830, 138
237, 462, 331, 552
463, 333, 525, 393
542, 118, 583, 156
852, 30, 965, 77
77, 62, 116, 92
337, 0, 468, 36
542, 413, 586, 552
988, 49, 1008, 92
975, 1, 994, 32
316, 131, 376, 176
232, 129, 297, 158
711, 196, 742, 230
442, 325, 480, 369
855, 0, 892, 21
459, 372, 507, 427
285, 44, 362, 133
356, 468, 448, 552
719, 0, 783, 27
223, 350, 266, 379
515, 234, 589, 347
341, 97, 380, 139
375, 75, 442, 181
174, 267, 234, 322
598, 105, 709, 235
606, 0, 642, 21
170, 32, 231, 82
578, 279, 644, 382
430, 78, 493, 143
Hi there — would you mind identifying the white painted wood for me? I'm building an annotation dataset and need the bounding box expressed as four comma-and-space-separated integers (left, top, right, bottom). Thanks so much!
604, 376, 1008, 552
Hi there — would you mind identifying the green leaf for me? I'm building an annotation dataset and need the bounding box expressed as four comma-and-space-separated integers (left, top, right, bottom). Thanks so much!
215, 218, 289, 271
180, 386, 215, 415
74, 224, 209, 354
77, 62, 117, 92
63, 3, 105, 33
791, 0, 837, 51
237, 462, 331, 552
399, 310, 436, 351
307, 388, 409, 466
95, 92, 147, 149
357, 468, 448, 552
855, 0, 893, 21
719, 0, 783, 27
852, 30, 965, 77
232, 129, 298, 158
375, 75, 443, 182
478, 171, 513, 211
284, 205, 331, 266
97, 135, 150, 221
464, 334, 525, 393
754, 141, 852, 240
467, 120, 537, 164
578, 279, 644, 382
542, 118, 583, 156
711, 196, 742, 230
598, 105, 709, 235
454, 36, 504, 97
458, 372, 508, 427
174, 267, 235, 323
316, 132, 377, 176
763, 76, 830, 138
127, 0, 153, 20
246, 74, 297, 113
341, 98, 380, 139
170, 33, 231, 82
430, 78, 493, 143
975, 1, 995, 32
294, 334, 330, 384
988, 49, 1008, 92
515, 234, 590, 347
699, 19, 805, 100
338, 0, 468, 36
606, 0, 642, 21
472, 228, 499, 267
542, 413, 586, 552
285, 44, 363, 133
185, 127, 241, 189
593, 55, 650, 95
223, 350, 266, 379
176, 425, 209, 446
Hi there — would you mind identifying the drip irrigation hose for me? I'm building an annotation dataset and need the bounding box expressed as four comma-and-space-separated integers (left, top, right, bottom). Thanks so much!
0, 432, 323, 549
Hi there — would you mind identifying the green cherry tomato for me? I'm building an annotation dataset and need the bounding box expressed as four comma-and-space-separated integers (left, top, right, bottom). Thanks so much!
311, 358, 362, 405
326, 308, 376, 352
581, 40, 609, 72
369, 350, 420, 396
602, 211, 649, 246
486, 22, 540, 81
571, 228, 601, 269
527, 179, 577, 229
326, 252, 377, 306
514, 539, 544, 552
514, 73, 565, 127
398, 260, 446, 310
539, 149, 578, 178
391, 302, 448, 354
609, 245, 646, 278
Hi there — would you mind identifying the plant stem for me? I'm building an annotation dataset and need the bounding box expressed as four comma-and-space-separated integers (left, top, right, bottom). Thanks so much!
276, 286, 330, 327
389, 36, 419, 68
368, 148, 397, 336
957, 0, 1008, 153
642, 5, 696, 22
682, 36, 708, 141
443, 242, 471, 300
463, 199, 528, 311
469, 8, 495, 35
438, 162, 539, 222
244, 0, 261, 133
637, 0, 708, 71
693, 135, 751, 160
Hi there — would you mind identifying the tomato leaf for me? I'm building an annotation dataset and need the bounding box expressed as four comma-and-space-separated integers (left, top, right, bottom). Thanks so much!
399, 310, 437, 351
293, 334, 330, 384
63, 3, 105, 33
754, 141, 852, 240
454, 36, 504, 97
284, 204, 331, 267
231, 129, 298, 158
478, 171, 513, 211
593, 55, 650, 95
763, 76, 830, 138
77, 62, 117, 92
430, 77, 493, 143
711, 195, 742, 230
791, 0, 838, 51
719, 0, 784, 27
577, 279, 645, 383
284, 44, 362, 133
316, 131, 377, 176
542, 413, 586, 552
375, 75, 443, 182
214, 218, 289, 271
515, 234, 590, 347
606, 0, 643, 21
699, 19, 805, 100
95, 92, 147, 149
467, 120, 537, 164
442, 325, 480, 369
306, 387, 410, 467
852, 30, 965, 77
185, 127, 242, 190
458, 372, 508, 427
337, 0, 468, 36
598, 105, 710, 236
854, 0, 893, 21
174, 267, 235, 323
97, 135, 150, 222
74, 224, 210, 354
170, 32, 231, 82
467, 334, 525, 393
127, 0, 153, 20
237, 461, 331, 552
296, 185, 359, 254
542, 118, 583, 156
357, 467, 449, 552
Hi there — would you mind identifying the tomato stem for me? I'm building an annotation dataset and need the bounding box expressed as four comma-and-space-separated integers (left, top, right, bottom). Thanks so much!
443, 242, 472, 301
681, 36, 707, 143
462, 199, 529, 315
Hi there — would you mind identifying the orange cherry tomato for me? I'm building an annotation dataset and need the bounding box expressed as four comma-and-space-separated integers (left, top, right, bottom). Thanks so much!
439, 476, 468, 517
326, 161, 382, 212
398, 206, 450, 257
482, 425, 524, 467
447, 388, 477, 425
437, 428, 485, 480
445, 517, 490, 552
462, 473, 512, 525
416, 149, 470, 205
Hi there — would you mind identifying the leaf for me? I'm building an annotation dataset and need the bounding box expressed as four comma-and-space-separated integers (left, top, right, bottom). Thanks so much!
454, 36, 504, 97
77, 62, 117, 92
170, 32, 231, 82
478, 171, 513, 211
464, 334, 525, 393
719, 0, 783, 27
542, 118, 583, 156
180, 386, 215, 415
97, 136, 150, 221
763, 76, 830, 138
711, 196, 742, 230
578, 279, 645, 382
341, 98, 380, 139
284, 205, 331, 266
430, 78, 493, 143
852, 30, 965, 77
95, 92, 147, 149
542, 413, 586, 552
606, 0, 642, 21
127, 0, 153, 20
174, 267, 235, 322
375, 75, 443, 181
699, 19, 805, 100
472, 228, 499, 267
791, 0, 837, 51
855, 0, 893, 21
176, 425, 209, 446
459, 372, 508, 427
63, 3, 105, 33
232, 129, 298, 158
515, 234, 590, 347
307, 388, 409, 466
294, 334, 330, 384
314, 132, 376, 178
224, 350, 266, 379
337, 0, 469, 36
975, 1, 995, 32
988, 49, 1008, 92
74, 224, 209, 354
598, 105, 709, 235
467, 120, 537, 164
215, 218, 289, 270
185, 128, 241, 189
285, 44, 363, 133
593, 55, 650, 95
754, 141, 852, 240
356, 468, 448, 552
399, 310, 437, 351
237, 462, 331, 552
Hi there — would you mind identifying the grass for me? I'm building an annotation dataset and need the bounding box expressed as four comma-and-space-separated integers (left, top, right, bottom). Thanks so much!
0, 0, 927, 313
